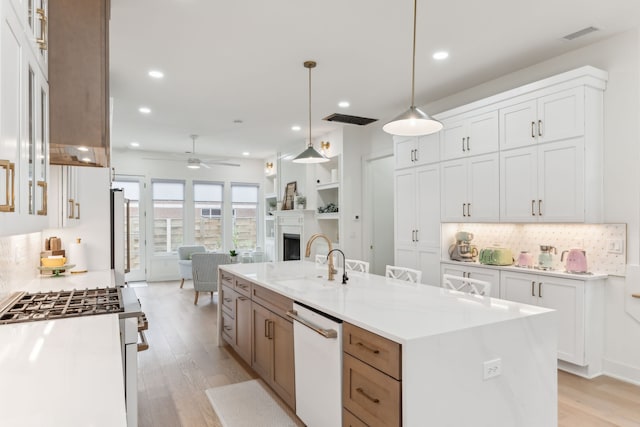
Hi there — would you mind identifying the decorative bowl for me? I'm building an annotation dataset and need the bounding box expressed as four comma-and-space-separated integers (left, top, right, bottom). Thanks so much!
41, 257, 67, 267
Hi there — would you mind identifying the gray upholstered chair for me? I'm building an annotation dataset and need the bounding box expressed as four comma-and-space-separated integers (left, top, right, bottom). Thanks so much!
177, 245, 206, 288
191, 252, 231, 305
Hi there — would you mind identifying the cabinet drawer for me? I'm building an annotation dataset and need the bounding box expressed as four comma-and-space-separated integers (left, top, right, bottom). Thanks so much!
220, 270, 234, 287
234, 276, 252, 298
222, 311, 234, 345
252, 284, 293, 319
220, 285, 236, 317
343, 323, 402, 380
343, 408, 368, 427
343, 353, 401, 427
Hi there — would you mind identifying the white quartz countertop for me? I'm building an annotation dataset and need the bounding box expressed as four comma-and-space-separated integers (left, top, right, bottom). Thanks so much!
0, 314, 127, 427
440, 259, 608, 280
220, 261, 551, 344
4, 269, 115, 294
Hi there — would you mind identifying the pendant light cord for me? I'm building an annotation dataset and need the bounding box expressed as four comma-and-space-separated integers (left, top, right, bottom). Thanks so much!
308, 64, 312, 148
410, 0, 417, 108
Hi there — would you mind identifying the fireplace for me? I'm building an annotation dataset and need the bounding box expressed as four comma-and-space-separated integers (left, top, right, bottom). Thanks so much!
283, 233, 301, 261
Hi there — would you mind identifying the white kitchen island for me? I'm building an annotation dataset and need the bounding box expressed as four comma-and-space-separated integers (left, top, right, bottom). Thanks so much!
218, 261, 557, 427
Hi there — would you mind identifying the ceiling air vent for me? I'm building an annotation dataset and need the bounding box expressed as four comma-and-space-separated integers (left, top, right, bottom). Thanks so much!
563, 26, 599, 41
323, 113, 378, 126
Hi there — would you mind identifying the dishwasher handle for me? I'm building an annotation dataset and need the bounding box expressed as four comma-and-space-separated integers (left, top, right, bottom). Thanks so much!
286, 310, 338, 339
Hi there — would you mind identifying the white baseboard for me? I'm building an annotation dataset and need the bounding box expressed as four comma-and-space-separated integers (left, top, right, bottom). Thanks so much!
603, 358, 640, 386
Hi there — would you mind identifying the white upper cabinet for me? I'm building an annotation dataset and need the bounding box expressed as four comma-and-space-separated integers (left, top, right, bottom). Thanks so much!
500, 87, 585, 150
394, 133, 439, 170
441, 110, 499, 161
441, 153, 499, 223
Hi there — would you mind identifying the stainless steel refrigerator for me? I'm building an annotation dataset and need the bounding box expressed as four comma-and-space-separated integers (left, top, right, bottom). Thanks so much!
110, 188, 130, 286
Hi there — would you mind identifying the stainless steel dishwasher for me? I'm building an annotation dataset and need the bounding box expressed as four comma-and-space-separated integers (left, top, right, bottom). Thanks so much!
288, 302, 343, 427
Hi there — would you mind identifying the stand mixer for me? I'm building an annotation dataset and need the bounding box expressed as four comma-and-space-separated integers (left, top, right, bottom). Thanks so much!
449, 231, 479, 262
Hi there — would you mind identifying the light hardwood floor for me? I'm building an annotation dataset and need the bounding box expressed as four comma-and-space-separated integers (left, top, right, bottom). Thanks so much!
135, 280, 640, 427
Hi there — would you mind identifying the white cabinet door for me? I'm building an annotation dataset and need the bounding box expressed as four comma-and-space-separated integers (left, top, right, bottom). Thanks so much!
394, 169, 416, 249
394, 137, 416, 170
441, 119, 466, 160
537, 87, 584, 144
414, 132, 439, 166
417, 247, 440, 286
395, 247, 417, 271
415, 165, 439, 248
466, 111, 499, 156
440, 159, 467, 222
500, 146, 537, 222
500, 271, 537, 305
538, 139, 584, 222
499, 99, 537, 150
537, 276, 584, 365
467, 153, 499, 222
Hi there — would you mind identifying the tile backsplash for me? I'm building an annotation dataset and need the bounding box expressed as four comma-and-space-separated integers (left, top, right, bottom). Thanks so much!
0, 232, 42, 298
442, 223, 627, 276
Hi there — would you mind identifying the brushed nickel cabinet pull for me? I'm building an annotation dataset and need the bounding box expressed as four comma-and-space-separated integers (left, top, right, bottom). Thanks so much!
531, 122, 535, 138
466, 137, 470, 152
356, 387, 380, 404
538, 282, 543, 298
462, 137, 466, 152
632, 294, 640, 299
467, 203, 471, 217
538, 120, 543, 137
415, 229, 419, 242
356, 341, 380, 354
0, 160, 15, 212
463, 203, 467, 217
410, 149, 414, 162
36, 8, 48, 51
238, 296, 248, 301
37, 181, 47, 215
75, 202, 80, 219
538, 199, 542, 216
414, 148, 419, 162
264, 319, 269, 338
531, 281, 535, 297
531, 200, 536, 216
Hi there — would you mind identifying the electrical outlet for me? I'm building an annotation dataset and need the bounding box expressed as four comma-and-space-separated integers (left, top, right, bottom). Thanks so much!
483, 358, 502, 380
607, 239, 624, 254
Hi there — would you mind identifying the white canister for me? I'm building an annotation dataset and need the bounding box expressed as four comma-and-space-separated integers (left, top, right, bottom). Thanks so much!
68, 238, 88, 273
330, 169, 338, 183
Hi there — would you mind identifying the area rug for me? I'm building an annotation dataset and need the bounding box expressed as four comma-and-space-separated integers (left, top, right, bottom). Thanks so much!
205, 379, 299, 427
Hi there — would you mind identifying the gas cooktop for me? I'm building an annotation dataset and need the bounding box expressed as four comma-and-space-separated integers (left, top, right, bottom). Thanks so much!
0, 287, 124, 325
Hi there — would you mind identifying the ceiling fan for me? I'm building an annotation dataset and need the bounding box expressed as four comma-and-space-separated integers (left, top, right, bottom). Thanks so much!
143, 135, 241, 168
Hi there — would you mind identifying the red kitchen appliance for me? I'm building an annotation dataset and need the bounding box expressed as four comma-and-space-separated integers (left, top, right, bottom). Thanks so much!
561, 249, 588, 273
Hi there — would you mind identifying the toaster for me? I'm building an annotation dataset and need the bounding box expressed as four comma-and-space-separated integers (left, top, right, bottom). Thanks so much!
479, 247, 514, 266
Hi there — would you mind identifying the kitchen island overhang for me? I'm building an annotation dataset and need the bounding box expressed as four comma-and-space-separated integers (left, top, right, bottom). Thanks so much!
218, 261, 557, 426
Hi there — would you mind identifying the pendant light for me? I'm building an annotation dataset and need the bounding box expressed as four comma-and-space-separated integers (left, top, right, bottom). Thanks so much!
293, 60, 329, 164
383, 0, 443, 136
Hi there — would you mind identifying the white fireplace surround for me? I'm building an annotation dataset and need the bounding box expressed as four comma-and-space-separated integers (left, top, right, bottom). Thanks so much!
273, 210, 321, 262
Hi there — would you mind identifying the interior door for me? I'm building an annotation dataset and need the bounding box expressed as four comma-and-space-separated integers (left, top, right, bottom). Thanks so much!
366, 155, 394, 276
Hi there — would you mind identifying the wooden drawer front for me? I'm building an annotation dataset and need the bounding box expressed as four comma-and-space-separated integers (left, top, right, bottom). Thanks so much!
343, 323, 402, 380
222, 311, 235, 345
252, 284, 293, 319
234, 277, 252, 297
221, 285, 236, 317
220, 270, 235, 287
343, 354, 401, 427
343, 408, 369, 427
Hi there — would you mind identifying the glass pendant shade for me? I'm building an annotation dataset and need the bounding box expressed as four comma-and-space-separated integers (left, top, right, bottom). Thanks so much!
383, 106, 443, 136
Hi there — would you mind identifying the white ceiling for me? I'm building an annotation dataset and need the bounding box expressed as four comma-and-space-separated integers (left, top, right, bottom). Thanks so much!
109, 0, 640, 160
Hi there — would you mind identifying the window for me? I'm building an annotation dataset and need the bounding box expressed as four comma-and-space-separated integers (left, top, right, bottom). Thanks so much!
231, 184, 259, 250
193, 182, 223, 251
152, 180, 184, 253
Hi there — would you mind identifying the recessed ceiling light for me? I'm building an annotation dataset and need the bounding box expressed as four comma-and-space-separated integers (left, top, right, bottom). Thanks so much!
138, 107, 151, 114
291, 125, 301, 131
81, 157, 91, 163
77, 146, 89, 152
233, 119, 244, 124
433, 51, 449, 60
338, 101, 350, 108
129, 141, 140, 148
187, 164, 200, 169
148, 70, 164, 79
242, 152, 250, 156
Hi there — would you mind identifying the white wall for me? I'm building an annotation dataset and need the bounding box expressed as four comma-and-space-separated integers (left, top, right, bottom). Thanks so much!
112, 149, 265, 281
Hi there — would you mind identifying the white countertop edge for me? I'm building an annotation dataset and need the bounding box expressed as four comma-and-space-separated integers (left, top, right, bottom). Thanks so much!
440, 260, 608, 280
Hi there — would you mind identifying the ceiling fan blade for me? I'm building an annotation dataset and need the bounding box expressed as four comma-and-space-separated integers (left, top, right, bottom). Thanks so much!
205, 161, 241, 167
200, 162, 211, 169
142, 156, 183, 162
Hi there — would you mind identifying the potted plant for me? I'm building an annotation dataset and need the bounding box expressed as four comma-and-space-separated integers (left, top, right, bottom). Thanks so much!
229, 249, 238, 263
295, 195, 306, 210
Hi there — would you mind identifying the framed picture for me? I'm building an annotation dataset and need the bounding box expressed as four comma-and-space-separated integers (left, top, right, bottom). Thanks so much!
282, 181, 297, 210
